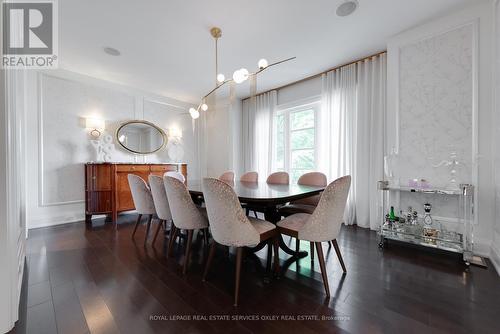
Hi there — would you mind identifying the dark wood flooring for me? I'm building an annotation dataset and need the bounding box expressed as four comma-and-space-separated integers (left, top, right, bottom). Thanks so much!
10, 214, 500, 334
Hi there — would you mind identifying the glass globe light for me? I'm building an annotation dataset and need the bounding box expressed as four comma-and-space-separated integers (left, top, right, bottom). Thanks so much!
233, 68, 249, 84
201, 103, 208, 111
191, 109, 200, 119
258, 58, 268, 69
217, 73, 225, 83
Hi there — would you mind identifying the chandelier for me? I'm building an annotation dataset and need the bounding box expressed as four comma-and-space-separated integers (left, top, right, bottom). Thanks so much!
188, 27, 295, 119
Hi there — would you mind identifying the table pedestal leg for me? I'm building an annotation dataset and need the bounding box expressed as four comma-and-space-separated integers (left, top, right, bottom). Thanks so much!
264, 206, 308, 259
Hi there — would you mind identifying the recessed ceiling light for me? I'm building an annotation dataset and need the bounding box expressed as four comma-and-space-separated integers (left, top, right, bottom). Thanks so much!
103, 47, 121, 56
336, 0, 358, 17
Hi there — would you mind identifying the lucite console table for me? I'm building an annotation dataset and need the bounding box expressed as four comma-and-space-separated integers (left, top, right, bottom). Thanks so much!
377, 181, 474, 265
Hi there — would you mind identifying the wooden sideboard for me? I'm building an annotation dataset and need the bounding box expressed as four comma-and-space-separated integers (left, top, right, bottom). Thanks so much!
85, 163, 187, 224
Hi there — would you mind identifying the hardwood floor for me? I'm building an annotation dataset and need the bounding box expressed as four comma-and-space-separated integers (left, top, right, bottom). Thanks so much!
11, 214, 500, 334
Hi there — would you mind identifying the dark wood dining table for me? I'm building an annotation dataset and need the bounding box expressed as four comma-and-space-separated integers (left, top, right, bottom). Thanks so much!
187, 180, 325, 257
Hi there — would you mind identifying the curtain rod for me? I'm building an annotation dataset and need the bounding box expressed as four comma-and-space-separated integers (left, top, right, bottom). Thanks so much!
242, 50, 387, 101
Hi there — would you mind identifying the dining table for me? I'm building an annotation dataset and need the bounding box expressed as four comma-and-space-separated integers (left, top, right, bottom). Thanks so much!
187, 179, 325, 258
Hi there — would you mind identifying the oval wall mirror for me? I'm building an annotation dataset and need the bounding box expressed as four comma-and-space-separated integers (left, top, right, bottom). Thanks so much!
116, 120, 167, 154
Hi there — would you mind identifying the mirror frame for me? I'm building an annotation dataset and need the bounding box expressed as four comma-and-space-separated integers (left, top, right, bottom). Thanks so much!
115, 120, 168, 155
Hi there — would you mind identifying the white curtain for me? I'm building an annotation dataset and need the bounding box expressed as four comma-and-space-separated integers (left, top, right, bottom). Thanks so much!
318, 64, 358, 225
356, 54, 386, 230
242, 91, 277, 178
319, 55, 386, 229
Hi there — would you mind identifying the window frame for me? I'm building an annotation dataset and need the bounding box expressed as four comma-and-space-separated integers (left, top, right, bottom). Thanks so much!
274, 99, 321, 181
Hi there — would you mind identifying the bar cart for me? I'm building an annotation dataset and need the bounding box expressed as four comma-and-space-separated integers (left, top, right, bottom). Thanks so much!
377, 181, 474, 265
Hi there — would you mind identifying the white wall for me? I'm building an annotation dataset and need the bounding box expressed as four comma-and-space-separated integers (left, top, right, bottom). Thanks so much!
25, 69, 199, 229
0, 68, 28, 333
491, 0, 500, 274
203, 96, 244, 178
387, 1, 494, 256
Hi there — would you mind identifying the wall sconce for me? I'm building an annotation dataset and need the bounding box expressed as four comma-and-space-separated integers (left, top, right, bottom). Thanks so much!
168, 127, 182, 143
85, 117, 105, 138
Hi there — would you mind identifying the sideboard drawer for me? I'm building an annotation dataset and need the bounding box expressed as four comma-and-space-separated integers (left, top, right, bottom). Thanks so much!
115, 165, 150, 173
151, 165, 178, 172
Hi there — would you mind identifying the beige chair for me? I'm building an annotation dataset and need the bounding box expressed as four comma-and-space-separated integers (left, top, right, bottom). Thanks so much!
164, 171, 185, 183
219, 171, 235, 184
148, 175, 173, 245
164, 176, 209, 274
201, 178, 279, 306
277, 175, 351, 297
266, 171, 289, 185
128, 174, 157, 244
278, 172, 327, 261
246, 172, 290, 219
240, 171, 258, 183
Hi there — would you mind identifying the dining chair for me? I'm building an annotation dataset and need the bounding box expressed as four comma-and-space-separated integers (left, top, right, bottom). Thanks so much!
266, 171, 289, 185
240, 172, 259, 216
276, 175, 351, 297
278, 172, 327, 261
148, 175, 173, 245
246, 171, 290, 219
164, 171, 185, 183
128, 174, 157, 244
219, 171, 235, 183
240, 171, 258, 183
201, 178, 279, 307
163, 175, 209, 274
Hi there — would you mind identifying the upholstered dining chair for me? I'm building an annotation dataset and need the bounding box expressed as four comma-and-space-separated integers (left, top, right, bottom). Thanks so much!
278, 172, 327, 261
148, 175, 173, 245
240, 171, 258, 183
164, 175, 209, 274
246, 171, 290, 218
266, 171, 289, 185
164, 171, 185, 183
219, 171, 235, 183
201, 178, 279, 307
276, 175, 351, 297
128, 174, 157, 244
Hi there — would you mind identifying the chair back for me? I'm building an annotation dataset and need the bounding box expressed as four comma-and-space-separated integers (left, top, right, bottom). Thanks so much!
148, 175, 172, 221
298, 175, 351, 242
294, 172, 327, 206
240, 171, 258, 183
164, 171, 185, 183
163, 176, 207, 230
266, 171, 289, 185
202, 178, 260, 247
127, 174, 156, 215
219, 171, 235, 183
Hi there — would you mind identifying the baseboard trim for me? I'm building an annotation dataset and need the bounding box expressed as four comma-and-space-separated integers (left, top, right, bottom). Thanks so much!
490, 244, 500, 276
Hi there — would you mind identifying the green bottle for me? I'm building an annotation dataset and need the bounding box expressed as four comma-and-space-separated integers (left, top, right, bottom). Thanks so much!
389, 206, 396, 221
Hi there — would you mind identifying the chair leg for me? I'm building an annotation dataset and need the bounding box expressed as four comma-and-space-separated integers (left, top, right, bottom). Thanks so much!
132, 214, 142, 238
295, 238, 300, 253
144, 215, 153, 244
203, 241, 217, 281
273, 236, 280, 274
203, 228, 209, 246
315, 242, 330, 297
152, 219, 163, 245
167, 225, 178, 258
266, 240, 272, 274
234, 247, 243, 307
245, 208, 250, 216
183, 230, 194, 274
332, 239, 346, 273
310, 242, 315, 262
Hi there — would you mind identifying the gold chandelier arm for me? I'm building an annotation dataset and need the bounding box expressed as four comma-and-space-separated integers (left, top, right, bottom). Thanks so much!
198, 56, 296, 106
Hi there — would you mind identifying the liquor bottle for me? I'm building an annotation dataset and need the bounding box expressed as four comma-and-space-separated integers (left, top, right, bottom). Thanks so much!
389, 206, 396, 221
423, 203, 433, 226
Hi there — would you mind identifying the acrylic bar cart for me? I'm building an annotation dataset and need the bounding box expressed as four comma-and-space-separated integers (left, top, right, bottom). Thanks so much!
377, 181, 474, 265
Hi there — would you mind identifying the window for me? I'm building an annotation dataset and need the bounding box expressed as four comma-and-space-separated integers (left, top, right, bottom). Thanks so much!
273, 101, 319, 183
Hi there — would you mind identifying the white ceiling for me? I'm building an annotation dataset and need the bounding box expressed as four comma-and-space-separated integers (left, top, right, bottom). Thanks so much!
59, 0, 475, 103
